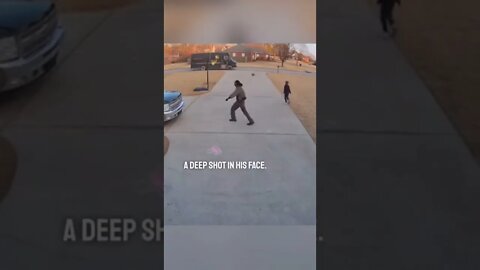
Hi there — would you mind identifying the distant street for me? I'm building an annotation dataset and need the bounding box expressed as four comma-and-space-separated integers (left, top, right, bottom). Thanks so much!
164, 66, 316, 77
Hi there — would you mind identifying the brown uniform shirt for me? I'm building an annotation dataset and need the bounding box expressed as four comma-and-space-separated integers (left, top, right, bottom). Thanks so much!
228, 87, 246, 102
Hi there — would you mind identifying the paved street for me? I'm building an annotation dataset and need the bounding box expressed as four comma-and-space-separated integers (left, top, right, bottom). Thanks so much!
164, 70, 316, 225
165, 67, 316, 76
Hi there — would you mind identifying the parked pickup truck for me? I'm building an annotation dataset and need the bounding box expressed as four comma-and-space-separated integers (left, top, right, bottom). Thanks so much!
164, 90, 184, 121
0, 1, 64, 92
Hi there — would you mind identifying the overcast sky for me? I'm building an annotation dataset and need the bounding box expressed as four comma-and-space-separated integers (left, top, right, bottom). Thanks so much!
292, 44, 316, 59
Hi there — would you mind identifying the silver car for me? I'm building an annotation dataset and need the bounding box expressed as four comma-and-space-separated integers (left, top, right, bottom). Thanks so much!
164, 90, 184, 121
0, 1, 64, 92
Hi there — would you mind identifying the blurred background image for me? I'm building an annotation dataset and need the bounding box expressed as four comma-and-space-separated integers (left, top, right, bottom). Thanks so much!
164, 0, 316, 43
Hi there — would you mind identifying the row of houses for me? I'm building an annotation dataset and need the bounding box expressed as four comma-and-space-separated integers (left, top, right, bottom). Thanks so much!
224, 45, 271, 62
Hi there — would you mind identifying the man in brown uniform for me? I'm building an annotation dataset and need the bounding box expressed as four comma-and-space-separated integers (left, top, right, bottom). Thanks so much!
226, 80, 254, 125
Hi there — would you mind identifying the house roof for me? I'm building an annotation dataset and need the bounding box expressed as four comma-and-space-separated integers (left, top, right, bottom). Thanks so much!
224, 44, 268, 54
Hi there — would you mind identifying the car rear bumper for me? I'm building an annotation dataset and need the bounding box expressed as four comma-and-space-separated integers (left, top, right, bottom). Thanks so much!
0, 26, 64, 92
164, 100, 184, 121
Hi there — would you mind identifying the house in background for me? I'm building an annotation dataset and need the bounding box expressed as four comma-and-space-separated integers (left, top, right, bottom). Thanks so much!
224, 44, 270, 62
291, 52, 315, 65
303, 56, 312, 64
164, 55, 179, 64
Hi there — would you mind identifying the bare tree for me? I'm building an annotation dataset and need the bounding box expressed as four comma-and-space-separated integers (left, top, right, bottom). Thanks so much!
297, 53, 305, 62
274, 43, 290, 67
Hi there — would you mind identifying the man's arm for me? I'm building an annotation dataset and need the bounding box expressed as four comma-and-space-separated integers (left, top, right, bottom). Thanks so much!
226, 89, 239, 101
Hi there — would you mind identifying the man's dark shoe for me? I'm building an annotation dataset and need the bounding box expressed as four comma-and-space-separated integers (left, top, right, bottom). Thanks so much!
247, 122, 254, 126
229, 119, 236, 122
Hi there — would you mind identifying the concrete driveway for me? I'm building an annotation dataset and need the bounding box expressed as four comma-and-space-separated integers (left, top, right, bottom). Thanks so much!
164, 70, 316, 225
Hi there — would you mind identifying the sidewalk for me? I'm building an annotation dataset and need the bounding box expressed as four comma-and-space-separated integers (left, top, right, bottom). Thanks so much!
164, 70, 316, 225
318, 0, 480, 268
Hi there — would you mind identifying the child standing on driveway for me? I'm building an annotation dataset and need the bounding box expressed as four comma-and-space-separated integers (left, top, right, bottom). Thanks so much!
378, 0, 401, 36
284, 81, 291, 104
